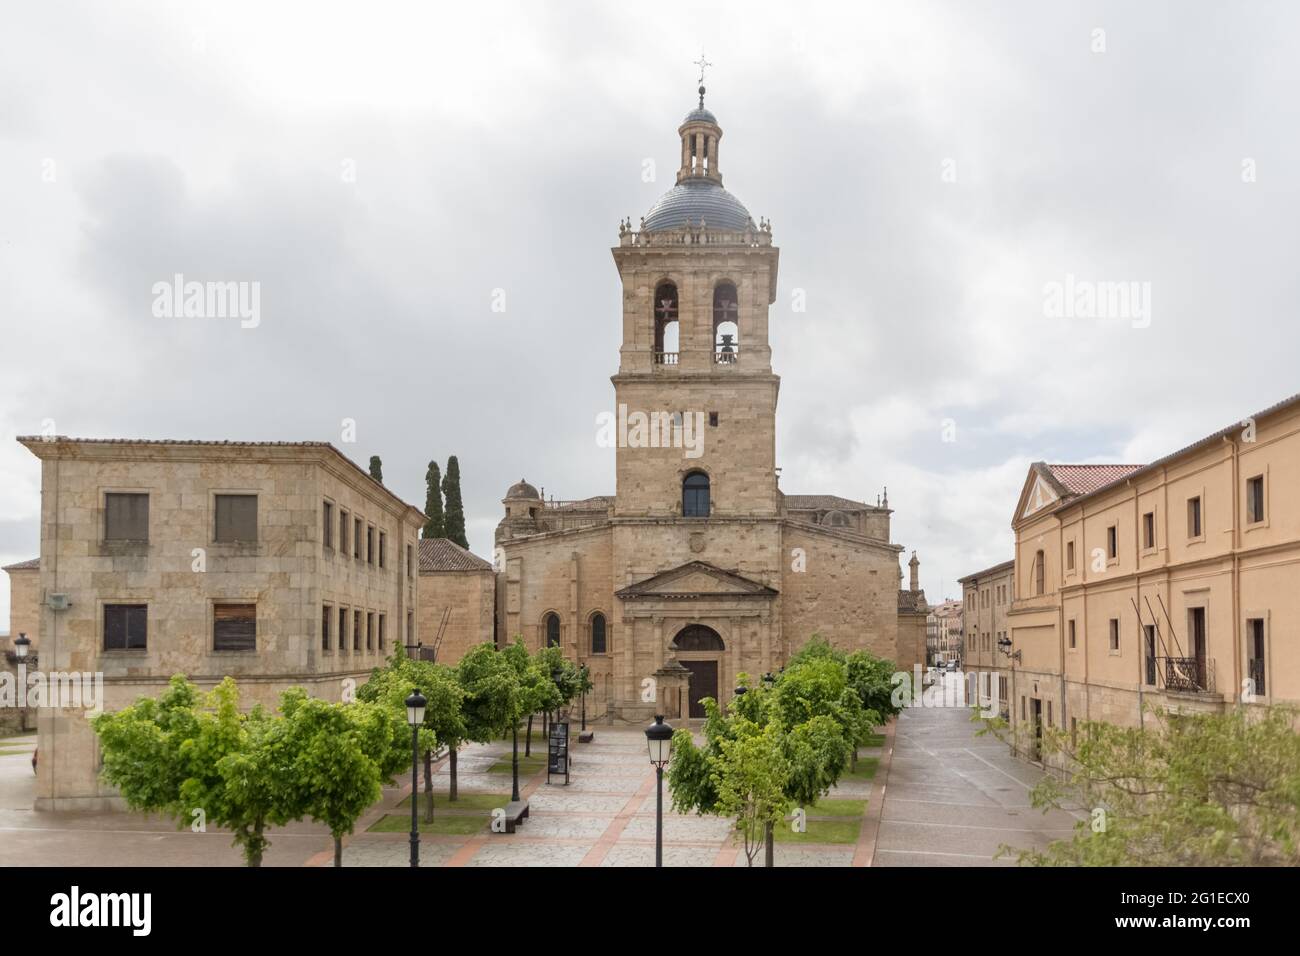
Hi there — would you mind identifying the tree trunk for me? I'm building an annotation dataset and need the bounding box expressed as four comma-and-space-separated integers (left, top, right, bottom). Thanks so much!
765, 821, 774, 867
449, 747, 459, 801
851, 748, 858, 772
423, 747, 434, 823
526, 714, 533, 756
247, 820, 265, 868
334, 835, 343, 867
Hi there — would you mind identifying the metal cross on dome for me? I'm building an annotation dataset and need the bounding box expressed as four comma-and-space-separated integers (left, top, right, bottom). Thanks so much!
694, 52, 713, 86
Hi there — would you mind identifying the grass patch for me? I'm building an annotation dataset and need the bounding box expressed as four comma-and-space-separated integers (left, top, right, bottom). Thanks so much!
844, 757, 879, 781
806, 798, 866, 818
860, 733, 886, 749
773, 818, 862, 845
395, 791, 509, 813
487, 754, 548, 775
0, 748, 34, 756
367, 813, 487, 835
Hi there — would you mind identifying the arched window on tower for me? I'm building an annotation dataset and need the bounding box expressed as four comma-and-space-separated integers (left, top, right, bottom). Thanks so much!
653, 281, 679, 365
590, 613, 607, 655
544, 612, 561, 648
713, 281, 738, 364
683, 471, 710, 517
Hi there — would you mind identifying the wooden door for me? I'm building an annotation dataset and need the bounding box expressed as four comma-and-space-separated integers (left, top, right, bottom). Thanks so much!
683, 660, 718, 718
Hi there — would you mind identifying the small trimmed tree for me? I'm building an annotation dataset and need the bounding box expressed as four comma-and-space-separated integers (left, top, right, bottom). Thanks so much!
368, 456, 383, 483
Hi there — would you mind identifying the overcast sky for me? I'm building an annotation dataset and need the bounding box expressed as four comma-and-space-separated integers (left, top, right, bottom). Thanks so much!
2, 0, 1298, 629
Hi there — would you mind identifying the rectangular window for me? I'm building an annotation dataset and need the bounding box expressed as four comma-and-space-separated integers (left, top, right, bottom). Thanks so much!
1020, 696, 1026, 721
1046, 700, 1052, 727
1066, 540, 1075, 571
1106, 524, 1118, 559
105, 492, 149, 541
1247, 618, 1265, 696
339, 510, 349, 555
1142, 511, 1155, 550
339, 607, 348, 653
1071, 717, 1078, 748
323, 501, 334, 549
1246, 475, 1265, 524
407, 543, 414, 579
1188, 496, 1202, 538
366, 611, 374, 651
353, 610, 362, 651
354, 518, 362, 559
1068, 619, 1076, 649
378, 613, 386, 651
367, 525, 375, 566
1109, 618, 1120, 652
709, 412, 719, 427
213, 603, 256, 651
379, 531, 387, 569
322, 604, 332, 651
407, 610, 414, 644
104, 604, 147, 650
215, 494, 258, 543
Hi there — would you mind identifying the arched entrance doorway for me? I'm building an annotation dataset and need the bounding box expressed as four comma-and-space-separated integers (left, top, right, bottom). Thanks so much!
671, 624, 724, 718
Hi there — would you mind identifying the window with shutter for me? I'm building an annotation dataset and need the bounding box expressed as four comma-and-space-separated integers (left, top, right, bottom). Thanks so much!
322, 604, 332, 651
104, 604, 147, 650
214, 495, 257, 543
353, 610, 361, 650
105, 493, 149, 541
323, 501, 334, 549
338, 607, 348, 652
213, 603, 256, 651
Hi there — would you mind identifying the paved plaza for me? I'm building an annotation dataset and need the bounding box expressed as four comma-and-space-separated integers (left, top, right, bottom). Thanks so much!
0, 684, 1085, 866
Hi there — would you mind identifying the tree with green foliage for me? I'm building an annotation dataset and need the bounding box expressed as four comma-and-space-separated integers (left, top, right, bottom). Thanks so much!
368, 456, 383, 483
456, 643, 521, 796
423, 460, 445, 539
670, 699, 791, 866
502, 639, 561, 766
95, 675, 294, 867
1000, 705, 1300, 866
357, 646, 463, 813
276, 688, 406, 866
442, 455, 468, 548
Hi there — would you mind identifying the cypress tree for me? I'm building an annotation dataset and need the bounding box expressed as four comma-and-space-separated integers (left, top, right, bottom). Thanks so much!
423, 460, 445, 539
368, 456, 383, 484
442, 456, 468, 549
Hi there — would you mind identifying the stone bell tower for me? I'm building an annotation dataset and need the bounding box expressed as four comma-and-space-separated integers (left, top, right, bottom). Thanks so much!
611, 81, 781, 520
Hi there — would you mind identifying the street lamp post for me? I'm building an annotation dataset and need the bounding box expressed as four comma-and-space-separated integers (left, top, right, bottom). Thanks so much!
580, 664, 589, 732
405, 688, 426, 868
645, 714, 674, 868
13, 634, 30, 733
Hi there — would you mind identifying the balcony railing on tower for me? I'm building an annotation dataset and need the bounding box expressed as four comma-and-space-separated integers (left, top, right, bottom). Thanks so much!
653, 351, 679, 366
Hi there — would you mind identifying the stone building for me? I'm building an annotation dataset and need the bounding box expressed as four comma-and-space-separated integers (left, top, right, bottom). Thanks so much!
2, 557, 40, 654
495, 87, 925, 723
1004, 391, 1300, 761
16, 437, 424, 810
958, 559, 1014, 716
417, 537, 495, 664
924, 598, 963, 665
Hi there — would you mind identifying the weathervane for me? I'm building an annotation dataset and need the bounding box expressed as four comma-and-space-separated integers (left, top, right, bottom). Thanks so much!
693, 51, 713, 107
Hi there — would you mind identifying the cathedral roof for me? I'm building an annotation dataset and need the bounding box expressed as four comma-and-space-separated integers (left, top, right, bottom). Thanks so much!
2, 557, 39, 572
784, 494, 878, 512
642, 179, 753, 233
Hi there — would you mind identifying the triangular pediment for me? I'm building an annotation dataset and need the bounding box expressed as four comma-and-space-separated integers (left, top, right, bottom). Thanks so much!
616, 561, 778, 600
1015, 463, 1066, 525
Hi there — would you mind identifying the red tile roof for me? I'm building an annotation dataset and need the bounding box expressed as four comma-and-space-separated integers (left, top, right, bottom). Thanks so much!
418, 538, 493, 572
2, 558, 39, 572
1047, 464, 1144, 497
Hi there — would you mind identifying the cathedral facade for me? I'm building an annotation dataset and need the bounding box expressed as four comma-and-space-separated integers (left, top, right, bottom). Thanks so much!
496, 88, 926, 723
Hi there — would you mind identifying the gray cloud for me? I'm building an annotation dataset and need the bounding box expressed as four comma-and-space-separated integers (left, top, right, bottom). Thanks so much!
2, 0, 1298, 631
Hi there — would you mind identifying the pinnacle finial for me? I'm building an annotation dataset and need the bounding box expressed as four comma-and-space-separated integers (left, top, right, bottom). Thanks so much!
693, 51, 712, 107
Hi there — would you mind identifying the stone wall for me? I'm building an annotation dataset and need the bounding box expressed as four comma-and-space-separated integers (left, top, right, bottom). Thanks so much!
418, 568, 495, 664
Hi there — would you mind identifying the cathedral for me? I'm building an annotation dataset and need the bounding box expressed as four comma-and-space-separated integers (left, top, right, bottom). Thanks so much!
496, 83, 927, 723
